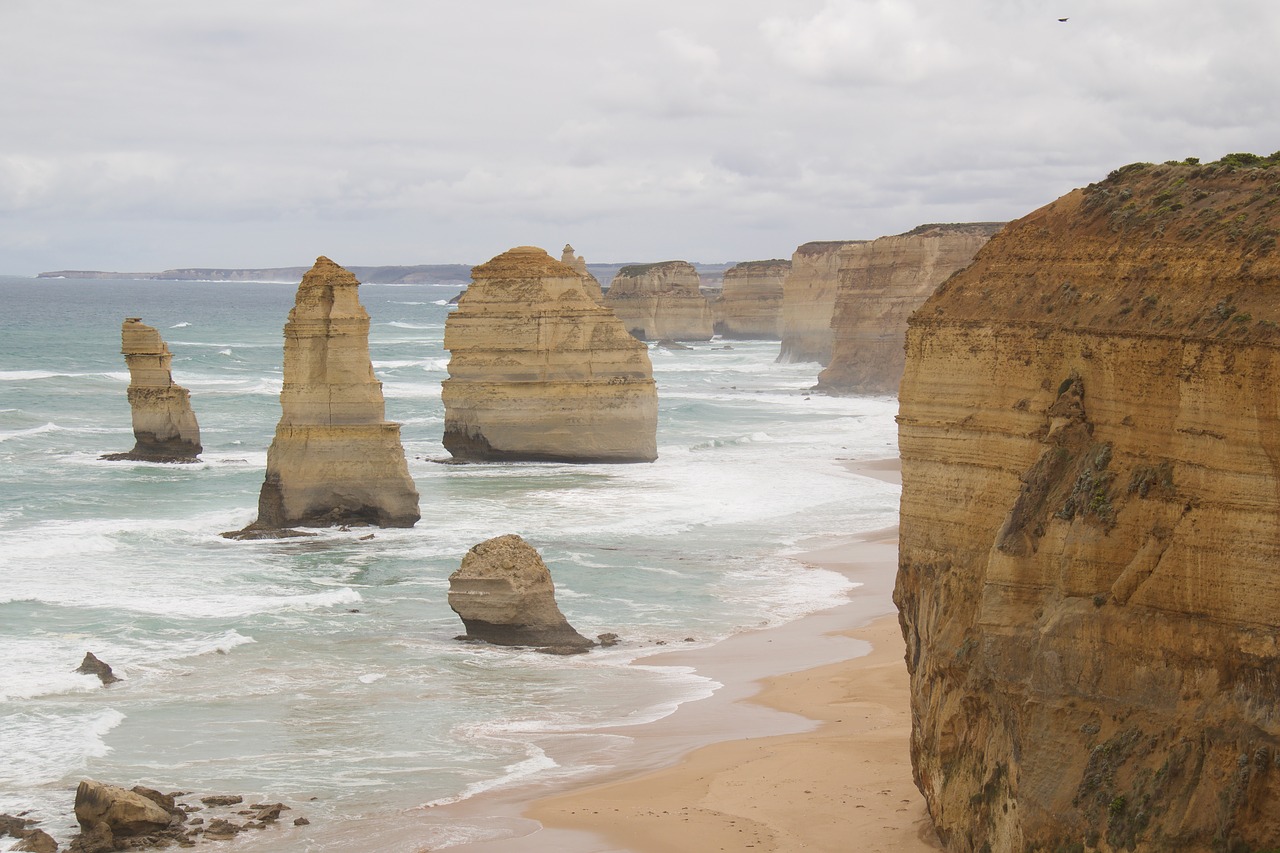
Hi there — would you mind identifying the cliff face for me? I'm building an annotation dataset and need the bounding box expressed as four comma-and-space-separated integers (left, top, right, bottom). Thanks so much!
816, 223, 1003, 394
896, 159, 1280, 852
712, 259, 789, 339
248, 257, 419, 530
103, 318, 202, 462
778, 240, 865, 364
603, 261, 713, 341
442, 246, 658, 463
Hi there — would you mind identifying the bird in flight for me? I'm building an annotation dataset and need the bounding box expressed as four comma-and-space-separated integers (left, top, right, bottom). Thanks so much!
1058, 17, 1069, 22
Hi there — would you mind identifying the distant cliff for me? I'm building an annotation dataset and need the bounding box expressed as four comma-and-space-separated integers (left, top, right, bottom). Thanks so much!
38, 264, 473, 284
603, 261, 714, 341
712, 259, 789, 339
897, 155, 1280, 851
816, 223, 1003, 394
778, 240, 865, 364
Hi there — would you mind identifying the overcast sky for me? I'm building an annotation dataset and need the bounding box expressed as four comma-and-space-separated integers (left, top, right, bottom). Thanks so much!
2, 0, 1277, 274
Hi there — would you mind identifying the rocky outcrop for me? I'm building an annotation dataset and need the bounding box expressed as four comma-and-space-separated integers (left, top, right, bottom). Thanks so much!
603, 261, 713, 341
74, 781, 172, 838
448, 534, 593, 652
712, 259, 789, 339
561, 244, 604, 302
442, 246, 658, 463
778, 240, 866, 364
76, 652, 121, 686
816, 223, 1003, 394
102, 318, 201, 462
896, 157, 1280, 852
235, 257, 419, 534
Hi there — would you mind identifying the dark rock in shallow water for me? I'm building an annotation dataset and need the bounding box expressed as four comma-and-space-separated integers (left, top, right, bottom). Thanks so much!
448, 534, 594, 652
14, 828, 57, 852
75, 652, 120, 685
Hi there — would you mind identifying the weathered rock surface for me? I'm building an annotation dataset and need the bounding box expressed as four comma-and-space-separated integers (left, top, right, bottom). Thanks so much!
712, 259, 789, 339
442, 246, 657, 463
75, 652, 121, 686
603, 261, 713, 341
561, 244, 604, 302
778, 240, 866, 364
816, 223, 1003, 394
101, 318, 201, 462
233, 257, 419, 534
74, 780, 172, 836
897, 157, 1280, 852
448, 534, 593, 651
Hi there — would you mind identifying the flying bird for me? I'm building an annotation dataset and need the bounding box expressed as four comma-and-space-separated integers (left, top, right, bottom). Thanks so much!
1058, 17, 1069, 22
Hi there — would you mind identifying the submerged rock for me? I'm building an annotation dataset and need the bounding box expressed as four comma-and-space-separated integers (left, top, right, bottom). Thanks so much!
448, 534, 593, 652
442, 246, 658, 463
228, 257, 419, 537
75, 652, 120, 686
101, 318, 202, 462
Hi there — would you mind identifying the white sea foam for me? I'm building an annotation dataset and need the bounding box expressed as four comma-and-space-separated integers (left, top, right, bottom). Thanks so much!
170, 322, 192, 328
0, 708, 125, 786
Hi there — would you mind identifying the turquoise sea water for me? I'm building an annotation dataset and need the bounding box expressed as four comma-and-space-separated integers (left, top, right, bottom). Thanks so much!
0, 275, 899, 850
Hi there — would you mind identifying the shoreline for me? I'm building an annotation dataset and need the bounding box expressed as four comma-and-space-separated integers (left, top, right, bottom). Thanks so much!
418, 458, 935, 851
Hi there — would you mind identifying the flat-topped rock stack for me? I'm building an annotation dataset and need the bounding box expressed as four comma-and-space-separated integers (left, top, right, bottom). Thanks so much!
235, 257, 419, 534
778, 240, 866, 364
816, 223, 1003, 394
603, 260, 713, 341
442, 246, 658, 463
712, 259, 790, 339
102, 318, 202, 462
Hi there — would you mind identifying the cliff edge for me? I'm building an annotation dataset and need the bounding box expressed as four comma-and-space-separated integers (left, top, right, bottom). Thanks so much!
897, 155, 1280, 852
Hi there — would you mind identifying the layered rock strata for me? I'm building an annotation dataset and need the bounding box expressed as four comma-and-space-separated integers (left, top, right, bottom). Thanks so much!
561, 244, 604, 302
816, 223, 1003, 394
239, 257, 419, 532
102, 318, 202, 462
712, 259, 789, 339
442, 246, 658, 463
448, 534, 593, 651
778, 240, 866, 364
896, 158, 1280, 852
603, 260, 713, 341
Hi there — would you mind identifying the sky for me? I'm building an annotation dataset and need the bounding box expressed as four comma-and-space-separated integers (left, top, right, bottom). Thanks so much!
2, 0, 1278, 274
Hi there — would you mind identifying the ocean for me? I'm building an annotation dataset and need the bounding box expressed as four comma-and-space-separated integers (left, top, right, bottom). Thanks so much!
0, 275, 899, 850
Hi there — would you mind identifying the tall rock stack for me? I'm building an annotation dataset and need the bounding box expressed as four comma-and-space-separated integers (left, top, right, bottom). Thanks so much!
561, 243, 604, 302
778, 240, 866, 364
442, 246, 658, 463
712, 259, 790, 339
896, 158, 1280, 851
103, 318, 202, 462
815, 223, 1003, 394
244, 257, 419, 531
603, 260, 713, 341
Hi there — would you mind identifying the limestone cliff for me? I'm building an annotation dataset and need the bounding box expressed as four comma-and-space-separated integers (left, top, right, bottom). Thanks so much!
561, 244, 604, 302
102, 318, 202, 462
897, 156, 1280, 852
442, 246, 658, 463
712, 259, 789, 339
242, 257, 419, 531
778, 240, 865, 364
815, 223, 1002, 395
603, 260, 713, 341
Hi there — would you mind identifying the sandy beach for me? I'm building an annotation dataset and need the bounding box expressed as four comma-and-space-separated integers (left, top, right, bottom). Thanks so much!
432, 458, 938, 852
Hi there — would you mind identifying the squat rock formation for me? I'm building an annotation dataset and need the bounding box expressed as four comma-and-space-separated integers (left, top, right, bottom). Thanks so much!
603, 260, 713, 341
448, 534, 593, 651
778, 240, 865, 364
237, 257, 419, 533
897, 158, 1280, 852
102, 318, 202, 462
443, 246, 658, 463
712, 259, 789, 339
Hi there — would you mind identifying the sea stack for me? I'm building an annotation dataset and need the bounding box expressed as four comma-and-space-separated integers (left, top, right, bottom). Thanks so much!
778, 240, 866, 365
102, 318, 201, 462
239, 257, 419, 532
448, 534, 593, 652
897, 157, 1280, 851
561, 243, 604, 302
815, 222, 1003, 394
442, 246, 658, 463
603, 260, 713, 341
712, 259, 790, 339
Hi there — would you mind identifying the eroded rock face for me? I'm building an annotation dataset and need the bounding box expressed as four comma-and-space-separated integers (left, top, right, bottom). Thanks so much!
897, 160, 1280, 852
815, 223, 1003, 394
74, 780, 172, 836
102, 318, 201, 462
561, 243, 604, 302
712, 259, 789, 339
778, 240, 865, 365
603, 260, 713, 341
448, 534, 593, 651
442, 246, 657, 463
241, 257, 419, 532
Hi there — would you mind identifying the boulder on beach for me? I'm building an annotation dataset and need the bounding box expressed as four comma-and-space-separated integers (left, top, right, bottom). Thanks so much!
448, 534, 594, 652
74, 780, 172, 836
